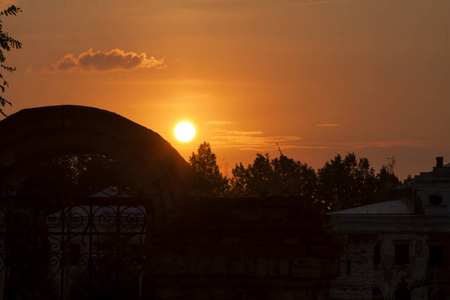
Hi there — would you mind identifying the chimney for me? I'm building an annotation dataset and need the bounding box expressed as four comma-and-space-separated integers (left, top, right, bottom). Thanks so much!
436, 157, 444, 168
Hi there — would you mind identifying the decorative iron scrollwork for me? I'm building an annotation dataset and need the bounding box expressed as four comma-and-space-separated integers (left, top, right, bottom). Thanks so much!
0, 197, 152, 299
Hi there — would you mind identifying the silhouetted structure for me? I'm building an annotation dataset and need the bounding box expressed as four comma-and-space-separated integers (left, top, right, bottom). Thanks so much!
0, 106, 340, 299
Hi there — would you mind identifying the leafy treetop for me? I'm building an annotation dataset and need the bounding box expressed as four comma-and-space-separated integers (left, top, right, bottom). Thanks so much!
230, 151, 318, 205
317, 153, 377, 211
189, 142, 228, 197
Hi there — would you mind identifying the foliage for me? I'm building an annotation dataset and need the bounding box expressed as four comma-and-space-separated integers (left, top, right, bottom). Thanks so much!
403, 174, 413, 184
231, 153, 273, 197
375, 157, 400, 202
272, 153, 317, 200
316, 153, 377, 211
230, 152, 318, 202
0, 5, 22, 116
189, 142, 228, 197
188, 143, 403, 211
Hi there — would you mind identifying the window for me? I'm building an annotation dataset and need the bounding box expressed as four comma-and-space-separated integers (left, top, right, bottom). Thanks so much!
373, 244, 381, 265
429, 195, 443, 205
429, 245, 444, 267
395, 245, 409, 265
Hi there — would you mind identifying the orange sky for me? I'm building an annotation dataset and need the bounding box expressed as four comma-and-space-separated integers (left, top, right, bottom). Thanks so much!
2, 0, 450, 179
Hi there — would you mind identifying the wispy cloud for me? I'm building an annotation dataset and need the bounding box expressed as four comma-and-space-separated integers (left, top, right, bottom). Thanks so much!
210, 129, 303, 151
209, 128, 450, 152
287, 140, 450, 150
294, 0, 356, 6
317, 123, 341, 127
48, 49, 165, 72
206, 120, 234, 125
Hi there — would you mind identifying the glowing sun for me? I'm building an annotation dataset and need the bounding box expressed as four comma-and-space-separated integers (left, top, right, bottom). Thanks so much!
174, 122, 195, 142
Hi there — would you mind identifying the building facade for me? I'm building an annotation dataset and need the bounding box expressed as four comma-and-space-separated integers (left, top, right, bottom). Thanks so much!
330, 157, 450, 300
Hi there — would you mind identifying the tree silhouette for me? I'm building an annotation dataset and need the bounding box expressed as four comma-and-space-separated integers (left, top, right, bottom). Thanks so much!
0, 5, 22, 116
317, 153, 377, 211
242, 153, 273, 197
189, 142, 228, 197
230, 152, 317, 202
272, 153, 317, 200
187, 143, 401, 211
375, 157, 401, 202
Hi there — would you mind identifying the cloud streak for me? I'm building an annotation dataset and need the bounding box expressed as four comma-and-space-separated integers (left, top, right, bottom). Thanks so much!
49, 49, 165, 72
317, 123, 341, 127
206, 120, 234, 125
285, 140, 450, 150
210, 129, 303, 151
209, 128, 450, 152
294, 0, 356, 6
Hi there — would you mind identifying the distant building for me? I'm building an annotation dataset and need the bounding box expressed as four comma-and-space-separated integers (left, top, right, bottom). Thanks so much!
330, 157, 450, 300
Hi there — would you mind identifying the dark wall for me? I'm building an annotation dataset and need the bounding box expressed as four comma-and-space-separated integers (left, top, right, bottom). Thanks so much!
150, 197, 341, 300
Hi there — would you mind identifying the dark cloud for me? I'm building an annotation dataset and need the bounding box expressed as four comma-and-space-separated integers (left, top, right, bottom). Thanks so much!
49, 49, 165, 72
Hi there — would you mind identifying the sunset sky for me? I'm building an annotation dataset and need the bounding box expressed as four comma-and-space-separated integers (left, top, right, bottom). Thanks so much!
1, 0, 450, 179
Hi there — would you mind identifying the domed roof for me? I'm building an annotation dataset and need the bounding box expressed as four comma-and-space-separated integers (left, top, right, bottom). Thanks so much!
0, 105, 192, 206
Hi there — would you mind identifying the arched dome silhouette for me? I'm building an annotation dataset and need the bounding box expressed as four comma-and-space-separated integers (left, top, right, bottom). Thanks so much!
0, 105, 192, 208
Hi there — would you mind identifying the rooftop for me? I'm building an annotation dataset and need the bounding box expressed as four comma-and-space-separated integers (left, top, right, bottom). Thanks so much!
329, 199, 413, 215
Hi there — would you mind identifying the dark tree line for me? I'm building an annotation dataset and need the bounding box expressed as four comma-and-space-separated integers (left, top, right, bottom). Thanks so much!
189, 142, 402, 211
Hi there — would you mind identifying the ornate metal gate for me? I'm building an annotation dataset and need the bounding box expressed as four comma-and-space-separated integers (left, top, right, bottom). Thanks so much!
0, 196, 152, 300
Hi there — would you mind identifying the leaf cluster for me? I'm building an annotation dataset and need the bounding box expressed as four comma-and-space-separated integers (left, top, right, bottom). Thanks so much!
0, 5, 22, 116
